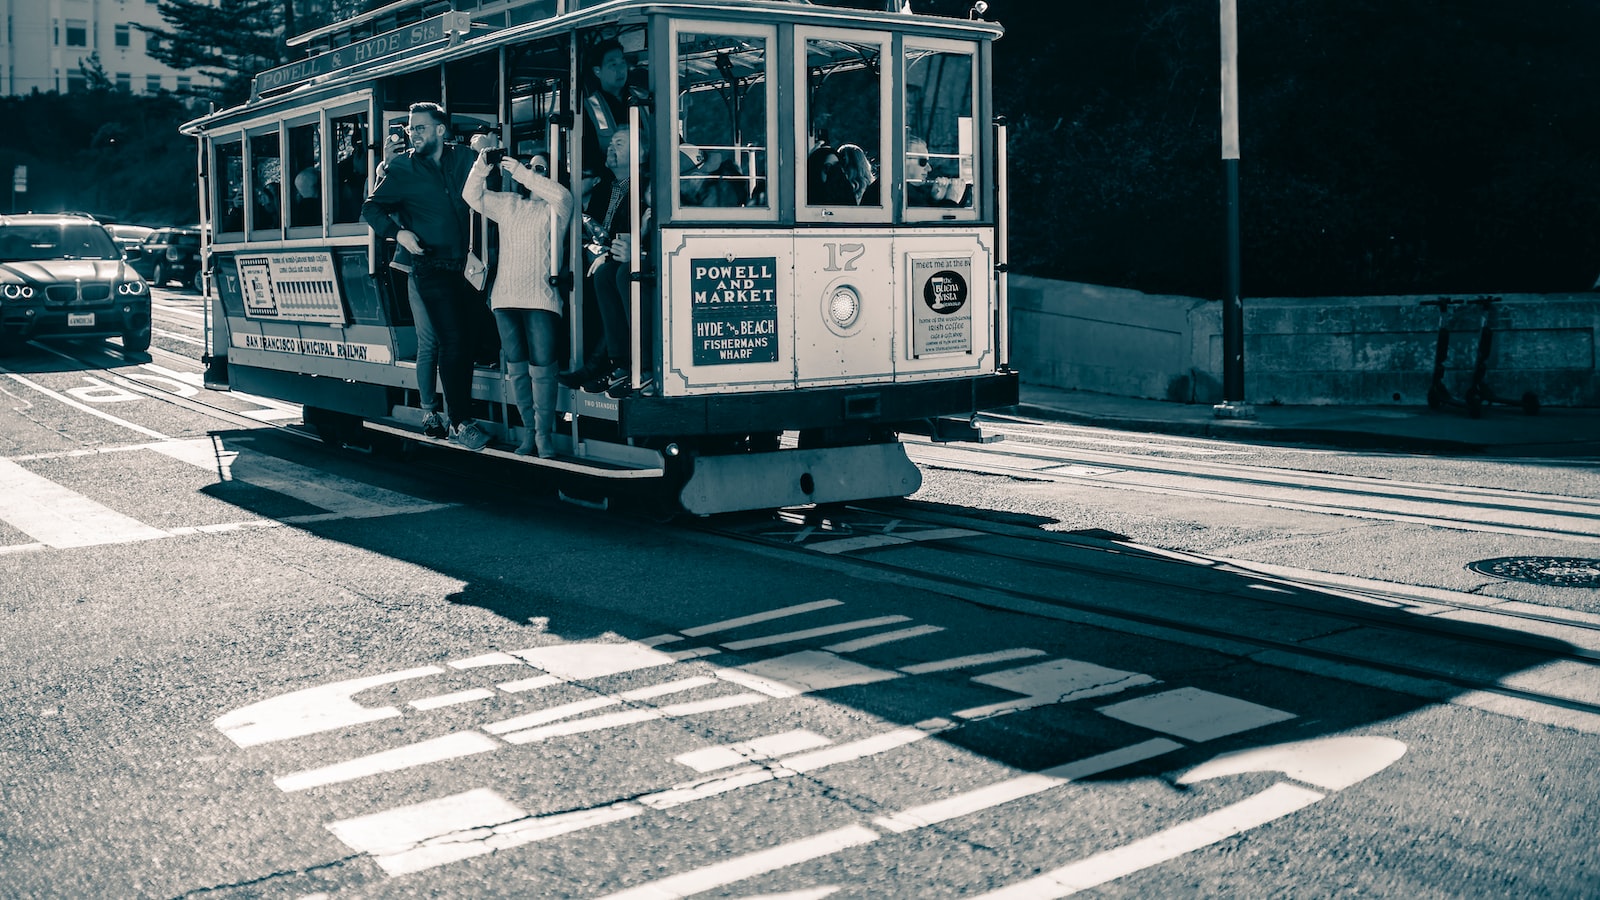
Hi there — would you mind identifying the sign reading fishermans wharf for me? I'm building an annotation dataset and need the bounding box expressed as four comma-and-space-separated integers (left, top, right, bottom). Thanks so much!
253, 12, 474, 97
691, 257, 780, 366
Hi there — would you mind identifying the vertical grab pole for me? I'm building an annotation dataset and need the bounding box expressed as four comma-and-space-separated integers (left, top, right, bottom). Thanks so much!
994, 116, 1010, 371
547, 120, 560, 275
627, 105, 642, 392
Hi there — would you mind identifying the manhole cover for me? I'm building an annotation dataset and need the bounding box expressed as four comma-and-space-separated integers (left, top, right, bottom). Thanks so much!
1467, 557, 1600, 588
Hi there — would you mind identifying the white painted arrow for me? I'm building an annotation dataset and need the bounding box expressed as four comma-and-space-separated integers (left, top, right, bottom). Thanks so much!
971, 735, 1407, 899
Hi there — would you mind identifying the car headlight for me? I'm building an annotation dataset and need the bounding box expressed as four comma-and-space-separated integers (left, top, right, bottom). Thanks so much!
117, 281, 147, 296
2, 283, 34, 300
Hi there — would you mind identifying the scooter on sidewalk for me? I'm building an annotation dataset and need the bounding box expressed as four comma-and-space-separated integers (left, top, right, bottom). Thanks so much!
1460, 295, 1540, 418
1421, 295, 1539, 418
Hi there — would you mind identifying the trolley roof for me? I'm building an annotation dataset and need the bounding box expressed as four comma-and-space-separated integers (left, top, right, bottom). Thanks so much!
181, 0, 1002, 136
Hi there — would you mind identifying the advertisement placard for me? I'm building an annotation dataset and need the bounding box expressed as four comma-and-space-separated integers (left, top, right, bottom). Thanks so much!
237, 251, 347, 325
909, 255, 973, 357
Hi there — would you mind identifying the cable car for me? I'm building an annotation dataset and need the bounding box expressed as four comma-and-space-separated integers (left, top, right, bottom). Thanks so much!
183, 0, 1017, 514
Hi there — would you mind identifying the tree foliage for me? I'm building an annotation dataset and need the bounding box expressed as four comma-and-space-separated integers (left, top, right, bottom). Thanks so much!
0, 88, 198, 225
136, 0, 288, 106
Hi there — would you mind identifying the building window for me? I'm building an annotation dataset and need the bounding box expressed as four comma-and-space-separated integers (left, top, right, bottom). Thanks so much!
146, 33, 164, 55
66, 19, 88, 47
146, 74, 162, 94
67, 70, 87, 93
176, 76, 192, 93
115, 25, 131, 48
116, 73, 132, 92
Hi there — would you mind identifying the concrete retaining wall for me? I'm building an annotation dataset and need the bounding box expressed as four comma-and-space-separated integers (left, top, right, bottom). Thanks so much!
1008, 275, 1600, 407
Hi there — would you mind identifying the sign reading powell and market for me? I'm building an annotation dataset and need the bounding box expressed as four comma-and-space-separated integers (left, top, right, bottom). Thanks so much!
690, 257, 780, 366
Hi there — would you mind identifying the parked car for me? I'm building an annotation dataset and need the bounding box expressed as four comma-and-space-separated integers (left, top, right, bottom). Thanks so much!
104, 223, 155, 256
0, 213, 151, 355
126, 226, 203, 290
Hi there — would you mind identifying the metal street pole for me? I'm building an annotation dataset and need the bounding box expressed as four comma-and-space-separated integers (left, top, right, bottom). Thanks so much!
1215, 0, 1254, 418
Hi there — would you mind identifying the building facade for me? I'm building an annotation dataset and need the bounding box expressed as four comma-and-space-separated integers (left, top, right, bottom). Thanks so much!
0, 0, 217, 96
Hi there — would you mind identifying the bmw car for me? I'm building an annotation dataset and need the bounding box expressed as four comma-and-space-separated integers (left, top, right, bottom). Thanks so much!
0, 213, 151, 355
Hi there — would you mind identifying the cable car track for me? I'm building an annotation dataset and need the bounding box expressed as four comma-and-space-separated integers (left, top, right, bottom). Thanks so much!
692, 500, 1600, 727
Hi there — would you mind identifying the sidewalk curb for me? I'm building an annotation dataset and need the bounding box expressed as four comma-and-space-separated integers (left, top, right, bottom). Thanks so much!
1007, 403, 1489, 455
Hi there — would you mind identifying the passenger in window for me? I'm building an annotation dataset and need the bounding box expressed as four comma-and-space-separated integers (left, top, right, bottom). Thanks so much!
904, 134, 936, 207
701, 159, 750, 208
836, 143, 878, 205
583, 39, 651, 173
928, 159, 972, 208
559, 162, 613, 390
291, 167, 321, 227
464, 149, 573, 458
564, 126, 651, 399
807, 145, 856, 206
361, 101, 489, 451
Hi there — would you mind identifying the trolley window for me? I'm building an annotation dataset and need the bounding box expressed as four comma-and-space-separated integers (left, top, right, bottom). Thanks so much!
329, 105, 370, 230
214, 138, 245, 237
903, 38, 978, 221
247, 128, 284, 239
287, 117, 323, 233
669, 21, 776, 221
796, 27, 889, 223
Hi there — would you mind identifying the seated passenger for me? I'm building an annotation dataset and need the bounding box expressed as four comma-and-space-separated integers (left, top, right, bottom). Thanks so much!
836, 143, 878, 206
928, 159, 972, 208
904, 134, 936, 207
807, 145, 856, 206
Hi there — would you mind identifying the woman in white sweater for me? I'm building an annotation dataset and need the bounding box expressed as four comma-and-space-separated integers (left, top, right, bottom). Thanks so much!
463, 148, 574, 457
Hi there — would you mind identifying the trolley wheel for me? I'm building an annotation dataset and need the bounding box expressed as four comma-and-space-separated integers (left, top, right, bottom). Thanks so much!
1521, 391, 1540, 416
1426, 385, 1446, 410
303, 405, 362, 448
1465, 386, 1484, 419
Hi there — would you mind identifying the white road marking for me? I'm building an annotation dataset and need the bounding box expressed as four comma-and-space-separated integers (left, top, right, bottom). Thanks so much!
717, 650, 902, 697
721, 616, 913, 651
408, 688, 496, 710
674, 729, 835, 774
810, 527, 980, 554
900, 648, 1047, 675
956, 659, 1158, 720
1097, 687, 1296, 742
680, 599, 845, 636
873, 738, 1183, 834
594, 826, 880, 900
730, 890, 840, 900
823, 624, 944, 653
510, 641, 677, 680
499, 693, 766, 745
4, 372, 169, 439
970, 784, 1327, 899
214, 666, 444, 747
0, 458, 169, 548
276, 732, 500, 792
325, 788, 534, 876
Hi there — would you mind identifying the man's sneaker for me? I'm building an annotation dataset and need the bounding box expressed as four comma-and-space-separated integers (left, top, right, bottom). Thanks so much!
421, 411, 448, 439
583, 366, 627, 394
607, 374, 652, 400
450, 419, 490, 451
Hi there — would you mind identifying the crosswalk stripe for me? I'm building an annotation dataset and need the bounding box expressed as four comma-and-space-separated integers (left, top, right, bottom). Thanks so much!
0, 458, 169, 548
594, 826, 881, 900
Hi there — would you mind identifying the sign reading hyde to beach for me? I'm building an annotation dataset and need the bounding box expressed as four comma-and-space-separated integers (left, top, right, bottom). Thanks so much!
691, 257, 780, 366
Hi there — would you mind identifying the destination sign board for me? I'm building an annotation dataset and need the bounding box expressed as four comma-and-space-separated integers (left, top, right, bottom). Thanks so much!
253, 11, 473, 97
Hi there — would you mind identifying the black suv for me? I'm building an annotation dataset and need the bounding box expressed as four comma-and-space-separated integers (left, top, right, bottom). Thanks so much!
0, 213, 151, 354
126, 226, 203, 291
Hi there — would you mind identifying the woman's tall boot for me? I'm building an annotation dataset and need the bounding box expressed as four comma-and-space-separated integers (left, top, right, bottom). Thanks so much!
510, 362, 537, 456
531, 363, 559, 459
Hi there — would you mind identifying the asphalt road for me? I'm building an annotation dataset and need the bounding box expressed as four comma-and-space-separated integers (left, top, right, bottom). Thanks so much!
1, 290, 1596, 898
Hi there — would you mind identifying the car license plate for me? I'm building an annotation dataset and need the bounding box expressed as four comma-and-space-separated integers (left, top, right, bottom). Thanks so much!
68, 313, 95, 327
